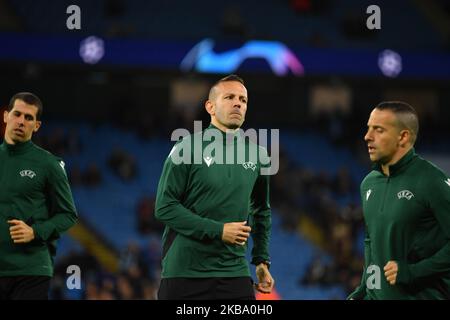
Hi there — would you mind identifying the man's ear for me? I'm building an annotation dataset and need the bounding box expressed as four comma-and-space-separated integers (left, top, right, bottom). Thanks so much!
3, 110, 8, 124
205, 100, 215, 116
399, 129, 410, 147
34, 120, 42, 133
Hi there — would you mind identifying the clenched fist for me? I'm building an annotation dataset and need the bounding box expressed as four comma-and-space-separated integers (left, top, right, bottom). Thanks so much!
384, 261, 398, 285
222, 221, 251, 245
255, 263, 275, 294
8, 219, 35, 244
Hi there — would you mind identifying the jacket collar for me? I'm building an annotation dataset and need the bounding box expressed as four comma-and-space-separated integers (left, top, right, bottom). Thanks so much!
1, 139, 34, 155
372, 148, 417, 176
206, 123, 243, 144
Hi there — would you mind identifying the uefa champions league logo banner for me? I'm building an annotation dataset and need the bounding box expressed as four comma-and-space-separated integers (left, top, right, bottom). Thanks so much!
1, 33, 449, 79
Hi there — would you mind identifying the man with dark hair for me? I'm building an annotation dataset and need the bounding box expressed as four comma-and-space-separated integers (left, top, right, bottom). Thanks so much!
155, 75, 274, 299
0, 92, 78, 299
8, 92, 44, 121
349, 101, 450, 299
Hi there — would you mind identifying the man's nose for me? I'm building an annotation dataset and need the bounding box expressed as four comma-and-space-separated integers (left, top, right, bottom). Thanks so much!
17, 116, 25, 125
364, 131, 372, 142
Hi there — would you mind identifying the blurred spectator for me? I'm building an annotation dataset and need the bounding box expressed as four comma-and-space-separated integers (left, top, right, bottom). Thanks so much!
108, 147, 137, 182
52, 240, 160, 300
308, 31, 328, 47
83, 163, 103, 187
270, 144, 364, 296
0, 0, 21, 31
221, 4, 249, 38
33, 127, 82, 157
66, 128, 83, 155
301, 254, 327, 286
341, 9, 377, 40
290, 0, 331, 15
68, 165, 83, 187
169, 75, 209, 132
141, 238, 162, 282
141, 279, 157, 300
84, 280, 100, 300
97, 277, 116, 300
332, 166, 355, 197
136, 196, 164, 235
104, 0, 135, 37
47, 127, 69, 155
290, 0, 312, 14
116, 273, 134, 299
119, 242, 154, 280
105, 0, 125, 18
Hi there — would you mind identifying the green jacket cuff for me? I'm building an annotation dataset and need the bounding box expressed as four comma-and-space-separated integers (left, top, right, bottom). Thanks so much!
32, 223, 53, 242
32, 224, 44, 241
396, 260, 413, 284
213, 221, 224, 240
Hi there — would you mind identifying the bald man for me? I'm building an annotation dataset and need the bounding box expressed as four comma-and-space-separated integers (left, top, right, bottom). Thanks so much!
155, 75, 274, 300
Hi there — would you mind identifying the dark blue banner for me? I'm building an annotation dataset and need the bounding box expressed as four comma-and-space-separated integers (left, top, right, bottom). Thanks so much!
1, 32, 449, 79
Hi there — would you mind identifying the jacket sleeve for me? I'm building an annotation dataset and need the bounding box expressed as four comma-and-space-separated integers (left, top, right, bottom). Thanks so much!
348, 227, 370, 299
33, 158, 78, 241
154, 148, 223, 241
397, 169, 450, 284
250, 148, 272, 266
348, 185, 370, 299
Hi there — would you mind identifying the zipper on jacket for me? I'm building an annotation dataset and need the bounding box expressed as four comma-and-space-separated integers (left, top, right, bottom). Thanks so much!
0, 152, 8, 190
380, 176, 390, 212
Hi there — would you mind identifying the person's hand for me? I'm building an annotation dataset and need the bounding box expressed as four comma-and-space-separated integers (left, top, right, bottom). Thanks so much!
8, 219, 35, 244
255, 263, 274, 294
222, 221, 251, 245
384, 261, 398, 285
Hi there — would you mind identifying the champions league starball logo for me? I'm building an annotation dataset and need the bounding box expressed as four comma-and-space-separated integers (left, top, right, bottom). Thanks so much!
378, 49, 402, 78
79, 36, 105, 64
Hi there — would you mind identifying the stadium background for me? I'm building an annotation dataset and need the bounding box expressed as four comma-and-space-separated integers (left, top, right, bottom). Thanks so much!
0, 0, 449, 299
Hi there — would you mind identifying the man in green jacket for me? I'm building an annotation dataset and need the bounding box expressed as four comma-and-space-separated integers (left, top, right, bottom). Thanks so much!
0, 92, 78, 299
155, 75, 274, 299
349, 101, 450, 299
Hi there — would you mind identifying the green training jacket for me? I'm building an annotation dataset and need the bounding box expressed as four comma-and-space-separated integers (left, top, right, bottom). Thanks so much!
349, 148, 450, 299
155, 124, 271, 278
0, 140, 78, 277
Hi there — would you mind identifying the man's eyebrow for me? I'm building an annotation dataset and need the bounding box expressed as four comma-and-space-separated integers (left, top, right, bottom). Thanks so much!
367, 124, 385, 129
223, 92, 246, 95
13, 110, 35, 118
223, 92, 248, 99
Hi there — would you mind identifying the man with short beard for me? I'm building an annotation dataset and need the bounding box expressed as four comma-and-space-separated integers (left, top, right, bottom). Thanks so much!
155, 75, 274, 300
349, 101, 450, 299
